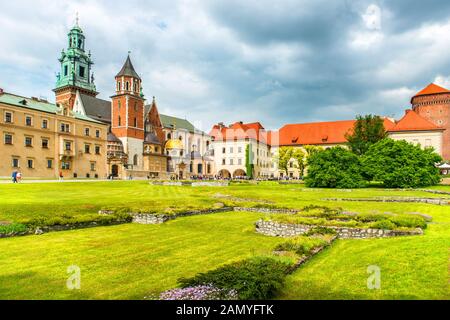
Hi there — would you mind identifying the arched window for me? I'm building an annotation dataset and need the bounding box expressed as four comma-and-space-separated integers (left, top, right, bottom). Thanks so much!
126, 82, 129, 91
134, 82, 137, 93
117, 81, 121, 91
167, 133, 172, 139
133, 154, 138, 166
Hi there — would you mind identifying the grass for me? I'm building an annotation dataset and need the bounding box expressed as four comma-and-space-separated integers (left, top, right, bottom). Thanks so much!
0, 181, 449, 299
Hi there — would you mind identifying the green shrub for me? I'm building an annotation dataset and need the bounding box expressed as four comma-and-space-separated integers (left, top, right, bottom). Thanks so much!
0, 223, 28, 235
305, 147, 366, 188
17, 213, 132, 228
304, 226, 337, 236
178, 257, 290, 300
274, 236, 327, 255
389, 215, 427, 229
369, 220, 396, 230
361, 139, 442, 188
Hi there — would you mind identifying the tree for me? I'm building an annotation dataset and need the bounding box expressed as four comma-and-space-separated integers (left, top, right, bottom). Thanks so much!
304, 146, 366, 188
345, 114, 387, 155
361, 138, 442, 188
274, 147, 306, 177
245, 144, 254, 179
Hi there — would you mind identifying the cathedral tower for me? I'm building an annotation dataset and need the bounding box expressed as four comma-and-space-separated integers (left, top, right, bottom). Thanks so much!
111, 54, 145, 169
54, 18, 97, 109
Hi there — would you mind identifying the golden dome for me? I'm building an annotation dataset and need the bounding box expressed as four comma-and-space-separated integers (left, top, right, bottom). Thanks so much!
165, 138, 184, 150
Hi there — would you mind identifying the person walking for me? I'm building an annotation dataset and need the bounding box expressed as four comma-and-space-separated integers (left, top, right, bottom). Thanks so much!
11, 171, 17, 183
16, 171, 22, 183
59, 171, 64, 181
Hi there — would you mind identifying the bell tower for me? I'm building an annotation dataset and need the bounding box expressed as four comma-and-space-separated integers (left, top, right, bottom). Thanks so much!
53, 15, 97, 109
111, 54, 145, 169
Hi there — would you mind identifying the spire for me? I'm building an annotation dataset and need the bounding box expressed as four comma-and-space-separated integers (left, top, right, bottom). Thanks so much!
75, 12, 79, 27
116, 54, 141, 80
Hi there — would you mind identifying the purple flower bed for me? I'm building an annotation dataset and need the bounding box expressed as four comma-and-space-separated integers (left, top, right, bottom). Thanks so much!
159, 284, 238, 300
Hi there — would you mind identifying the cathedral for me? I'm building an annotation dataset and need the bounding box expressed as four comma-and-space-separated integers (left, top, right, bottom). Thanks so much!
56, 21, 214, 179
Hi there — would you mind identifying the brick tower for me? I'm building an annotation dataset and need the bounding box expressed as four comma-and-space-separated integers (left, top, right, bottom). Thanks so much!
53, 18, 97, 109
111, 54, 145, 169
411, 83, 450, 159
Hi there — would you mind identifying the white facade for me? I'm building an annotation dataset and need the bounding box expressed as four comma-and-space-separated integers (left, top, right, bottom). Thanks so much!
212, 139, 271, 178
388, 131, 443, 156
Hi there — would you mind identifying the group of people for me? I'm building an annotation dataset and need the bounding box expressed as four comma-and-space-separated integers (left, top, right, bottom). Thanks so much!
11, 171, 22, 183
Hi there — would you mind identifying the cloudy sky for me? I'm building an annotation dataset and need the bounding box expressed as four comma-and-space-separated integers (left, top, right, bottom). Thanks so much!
1, 0, 450, 131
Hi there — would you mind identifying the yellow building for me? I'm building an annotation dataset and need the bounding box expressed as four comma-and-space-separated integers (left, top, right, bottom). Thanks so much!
0, 90, 108, 179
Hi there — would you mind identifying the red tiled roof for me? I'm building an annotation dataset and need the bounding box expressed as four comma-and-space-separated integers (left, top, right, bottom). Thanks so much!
388, 110, 444, 132
210, 121, 269, 144
413, 83, 450, 98
271, 118, 396, 147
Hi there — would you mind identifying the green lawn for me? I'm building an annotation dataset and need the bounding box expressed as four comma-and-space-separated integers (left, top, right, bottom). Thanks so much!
0, 181, 449, 299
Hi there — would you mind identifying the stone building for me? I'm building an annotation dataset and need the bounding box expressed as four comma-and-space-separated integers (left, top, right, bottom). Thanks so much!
209, 121, 271, 178
411, 83, 450, 159
0, 90, 108, 179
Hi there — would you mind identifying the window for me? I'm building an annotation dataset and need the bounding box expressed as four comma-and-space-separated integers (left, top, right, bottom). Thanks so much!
4, 133, 12, 145
126, 82, 130, 91
238, 147, 242, 153
230, 159, 234, 165
222, 147, 226, 154
238, 158, 242, 165
42, 139, 49, 149
64, 65, 68, 76
134, 102, 138, 111
117, 81, 121, 91
222, 158, 226, 165
95, 130, 100, 138
42, 119, 48, 129
134, 82, 137, 93
61, 161, 70, 170
90, 162, 96, 171
65, 141, 71, 151
134, 118, 137, 127
118, 100, 121, 110
25, 116, 32, 126
60, 123, 70, 133
95, 145, 100, 155
155, 147, 159, 153
25, 136, 33, 147
27, 159, 34, 169
118, 116, 121, 126
230, 147, 234, 153
84, 144, 91, 154
84, 128, 90, 136
12, 158, 19, 168
47, 159, 53, 169
4, 112, 12, 123
79, 66, 85, 78
167, 133, 171, 139
133, 154, 138, 166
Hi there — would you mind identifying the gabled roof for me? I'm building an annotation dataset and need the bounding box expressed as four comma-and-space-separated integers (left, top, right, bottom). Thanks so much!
116, 55, 141, 80
271, 118, 396, 146
413, 83, 450, 98
388, 110, 444, 132
0, 91, 103, 124
209, 121, 268, 144
79, 94, 111, 124
159, 114, 196, 132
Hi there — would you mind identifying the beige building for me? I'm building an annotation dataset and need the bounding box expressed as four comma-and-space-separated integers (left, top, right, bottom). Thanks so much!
209, 122, 272, 178
0, 90, 108, 179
